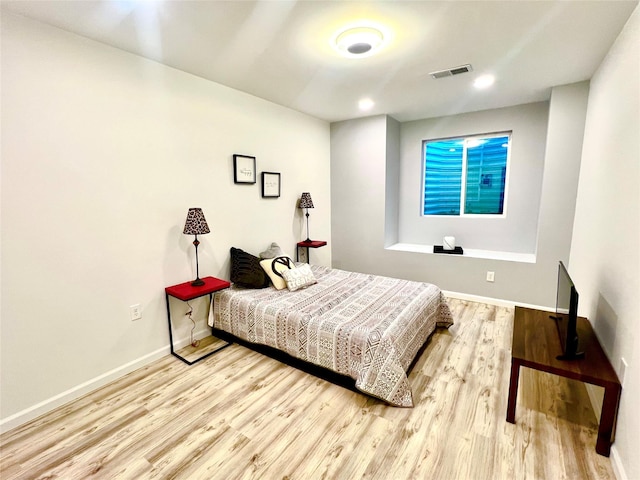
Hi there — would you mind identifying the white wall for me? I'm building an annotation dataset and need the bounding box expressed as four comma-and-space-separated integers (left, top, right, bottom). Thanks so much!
569, 6, 639, 479
0, 13, 330, 429
330, 115, 388, 271
399, 102, 549, 254
384, 116, 401, 247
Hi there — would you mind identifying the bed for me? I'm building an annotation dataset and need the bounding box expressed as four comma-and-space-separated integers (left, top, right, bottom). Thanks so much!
208, 264, 453, 407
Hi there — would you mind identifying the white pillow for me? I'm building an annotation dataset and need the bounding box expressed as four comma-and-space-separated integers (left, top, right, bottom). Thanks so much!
259, 256, 295, 290
282, 263, 317, 291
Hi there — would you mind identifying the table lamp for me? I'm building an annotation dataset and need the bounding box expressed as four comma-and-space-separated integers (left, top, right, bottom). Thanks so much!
299, 193, 314, 242
183, 207, 210, 286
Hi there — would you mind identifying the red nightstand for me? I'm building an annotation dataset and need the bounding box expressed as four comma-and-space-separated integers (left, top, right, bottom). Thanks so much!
165, 276, 231, 365
296, 240, 327, 263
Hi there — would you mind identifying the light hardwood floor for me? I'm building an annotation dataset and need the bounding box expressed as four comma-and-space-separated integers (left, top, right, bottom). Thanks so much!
0, 299, 616, 479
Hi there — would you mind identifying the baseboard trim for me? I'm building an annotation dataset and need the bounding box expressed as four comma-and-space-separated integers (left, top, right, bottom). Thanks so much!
610, 445, 627, 480
0, 341, 177, 435
1, 324, 216, 435
442, 290, 553, 312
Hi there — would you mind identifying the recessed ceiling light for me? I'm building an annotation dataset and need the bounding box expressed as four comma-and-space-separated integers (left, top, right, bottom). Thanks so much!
474, 74, 495, 89
359, 98, 375, 111
334, 26, 384, 58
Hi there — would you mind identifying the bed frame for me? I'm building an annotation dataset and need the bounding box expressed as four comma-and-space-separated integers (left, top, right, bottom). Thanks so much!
211, 325, 433, 403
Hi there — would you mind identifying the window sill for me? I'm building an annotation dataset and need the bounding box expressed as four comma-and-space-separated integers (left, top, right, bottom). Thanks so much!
386, 243, 536, 263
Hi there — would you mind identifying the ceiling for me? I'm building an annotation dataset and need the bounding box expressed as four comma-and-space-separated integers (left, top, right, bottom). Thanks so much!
2, 0, 637, 122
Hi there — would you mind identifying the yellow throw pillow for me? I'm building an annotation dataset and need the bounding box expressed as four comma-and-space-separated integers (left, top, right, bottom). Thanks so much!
259, 256, 296, 290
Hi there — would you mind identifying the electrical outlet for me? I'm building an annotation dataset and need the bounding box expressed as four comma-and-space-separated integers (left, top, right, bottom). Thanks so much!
620, 358, 628, 387
130, 304, 142, 321
486, 271, 495, 282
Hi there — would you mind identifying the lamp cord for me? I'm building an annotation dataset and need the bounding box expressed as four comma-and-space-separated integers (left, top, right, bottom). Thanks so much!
186, 300, 199, 348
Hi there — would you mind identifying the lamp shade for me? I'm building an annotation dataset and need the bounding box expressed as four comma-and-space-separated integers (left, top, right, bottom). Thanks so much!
183, 208, 210, 235
299, 193, 314, 209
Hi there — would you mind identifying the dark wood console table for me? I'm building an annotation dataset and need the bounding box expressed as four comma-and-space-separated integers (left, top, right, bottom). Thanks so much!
506, 306, 621, 457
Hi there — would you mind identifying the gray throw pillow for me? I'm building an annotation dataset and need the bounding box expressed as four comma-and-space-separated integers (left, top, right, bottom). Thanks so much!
259, 242, 285, 259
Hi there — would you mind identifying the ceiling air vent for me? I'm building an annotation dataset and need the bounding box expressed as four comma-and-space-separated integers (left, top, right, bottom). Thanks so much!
429, 64, 473, 79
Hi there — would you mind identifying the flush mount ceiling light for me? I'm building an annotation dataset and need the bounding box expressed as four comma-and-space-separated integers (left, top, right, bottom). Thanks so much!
334, 26, 384, 58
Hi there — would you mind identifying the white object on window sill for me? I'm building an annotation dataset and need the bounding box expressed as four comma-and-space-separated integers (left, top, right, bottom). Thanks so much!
443, 236, 456, 250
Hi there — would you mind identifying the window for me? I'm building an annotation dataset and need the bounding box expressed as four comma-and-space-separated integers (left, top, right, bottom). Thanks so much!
422, 133, 510, 216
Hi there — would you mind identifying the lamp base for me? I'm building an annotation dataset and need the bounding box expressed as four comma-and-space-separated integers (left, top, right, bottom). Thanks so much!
191, 278, 205, 287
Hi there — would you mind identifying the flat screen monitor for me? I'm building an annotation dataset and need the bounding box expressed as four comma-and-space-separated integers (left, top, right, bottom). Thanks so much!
553, 261, 584, 360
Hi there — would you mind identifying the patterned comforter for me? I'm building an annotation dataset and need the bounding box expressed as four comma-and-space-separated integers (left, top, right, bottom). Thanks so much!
209, 265, 453, 406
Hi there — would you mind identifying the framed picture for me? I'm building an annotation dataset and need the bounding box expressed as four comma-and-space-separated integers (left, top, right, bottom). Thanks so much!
233, 154, 256, 184
261, 172, 281, 198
